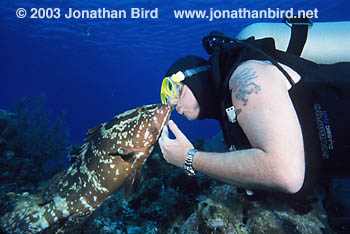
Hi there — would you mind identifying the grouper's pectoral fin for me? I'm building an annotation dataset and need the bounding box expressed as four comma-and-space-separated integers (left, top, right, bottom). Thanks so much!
39, 170, 66, 205
122, 168, 143, 199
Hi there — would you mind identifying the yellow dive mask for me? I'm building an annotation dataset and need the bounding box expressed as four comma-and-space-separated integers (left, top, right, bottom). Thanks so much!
160, 71, 185, 105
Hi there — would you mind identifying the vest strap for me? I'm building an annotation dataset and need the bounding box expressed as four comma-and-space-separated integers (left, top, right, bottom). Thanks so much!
283, 17, 313, 56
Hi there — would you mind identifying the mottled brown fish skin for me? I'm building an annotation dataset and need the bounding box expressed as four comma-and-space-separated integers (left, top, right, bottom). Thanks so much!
1, 104, 171, 233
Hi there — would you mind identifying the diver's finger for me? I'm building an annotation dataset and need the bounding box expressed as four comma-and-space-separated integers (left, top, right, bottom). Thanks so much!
159, 125, 169, 143
168, 120, 184, 139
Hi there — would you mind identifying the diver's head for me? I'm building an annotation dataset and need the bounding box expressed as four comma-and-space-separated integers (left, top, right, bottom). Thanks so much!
160, 55, 219, 120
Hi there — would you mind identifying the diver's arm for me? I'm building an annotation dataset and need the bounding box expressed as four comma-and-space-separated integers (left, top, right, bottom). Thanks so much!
192, 60, 305, 193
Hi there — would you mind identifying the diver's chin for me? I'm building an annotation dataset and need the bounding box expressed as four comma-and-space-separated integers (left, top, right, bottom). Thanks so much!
176, 108, 197, 120
184, 113, 197, 121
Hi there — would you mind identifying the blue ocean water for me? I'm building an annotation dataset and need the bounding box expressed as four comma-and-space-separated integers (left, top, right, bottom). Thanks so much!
1, 0, 349, 145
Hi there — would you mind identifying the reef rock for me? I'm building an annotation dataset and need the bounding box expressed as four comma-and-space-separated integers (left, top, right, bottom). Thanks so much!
168, 184, 334, 234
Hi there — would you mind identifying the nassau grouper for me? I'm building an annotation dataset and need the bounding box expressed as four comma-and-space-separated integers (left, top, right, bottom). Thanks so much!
1, 104, 171, 233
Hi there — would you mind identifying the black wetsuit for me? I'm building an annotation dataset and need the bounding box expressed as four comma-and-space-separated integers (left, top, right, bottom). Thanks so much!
213, 37, 350, 191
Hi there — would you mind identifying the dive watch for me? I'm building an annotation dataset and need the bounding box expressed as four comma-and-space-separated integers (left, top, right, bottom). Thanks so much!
184, 149, 198, 176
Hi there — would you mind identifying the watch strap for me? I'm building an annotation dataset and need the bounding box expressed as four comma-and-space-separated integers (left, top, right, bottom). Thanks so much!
184, 149, 198, 176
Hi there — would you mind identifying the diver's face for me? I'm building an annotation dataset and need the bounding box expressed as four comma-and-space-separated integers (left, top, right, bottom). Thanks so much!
168, 84, 200, 120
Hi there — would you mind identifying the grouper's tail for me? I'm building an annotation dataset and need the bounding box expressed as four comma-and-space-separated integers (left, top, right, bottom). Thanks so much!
1, 196, 53, 233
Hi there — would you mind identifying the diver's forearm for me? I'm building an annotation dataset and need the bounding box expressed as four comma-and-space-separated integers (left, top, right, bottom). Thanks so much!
192, 149, 292, 193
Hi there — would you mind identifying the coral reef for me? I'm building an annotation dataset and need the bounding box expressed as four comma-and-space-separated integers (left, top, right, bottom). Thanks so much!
168, 184, 333, 234
0, 95, 69, 190
8, 95, 68, 163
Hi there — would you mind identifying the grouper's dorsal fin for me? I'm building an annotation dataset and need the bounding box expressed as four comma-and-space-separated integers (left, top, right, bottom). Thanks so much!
123, 168, 143, 199
84, 124, 102, 142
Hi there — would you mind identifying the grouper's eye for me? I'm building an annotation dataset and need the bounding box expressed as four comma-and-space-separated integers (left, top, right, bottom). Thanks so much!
138, 106, 146, 113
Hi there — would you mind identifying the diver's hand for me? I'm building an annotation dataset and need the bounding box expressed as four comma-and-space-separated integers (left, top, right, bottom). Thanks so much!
159, 120, 194, 167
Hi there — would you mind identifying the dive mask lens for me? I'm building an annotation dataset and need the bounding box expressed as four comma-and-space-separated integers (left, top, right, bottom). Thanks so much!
161, 77, 174, 105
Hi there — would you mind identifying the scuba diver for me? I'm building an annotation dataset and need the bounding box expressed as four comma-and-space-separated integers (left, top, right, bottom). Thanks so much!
158, 19, 350, 233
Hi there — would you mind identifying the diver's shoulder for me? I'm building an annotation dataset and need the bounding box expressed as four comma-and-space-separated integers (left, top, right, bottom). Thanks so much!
229, 60, 271, 83
232, 60, 297, 89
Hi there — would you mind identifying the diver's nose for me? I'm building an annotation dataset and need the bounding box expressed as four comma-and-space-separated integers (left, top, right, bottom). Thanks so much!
175, 105, 182, 114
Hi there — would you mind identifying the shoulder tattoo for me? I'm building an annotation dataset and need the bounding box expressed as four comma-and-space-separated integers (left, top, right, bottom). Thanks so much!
229, 67, 261, 106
